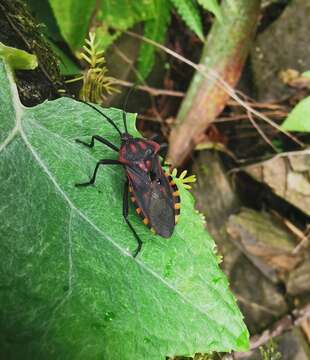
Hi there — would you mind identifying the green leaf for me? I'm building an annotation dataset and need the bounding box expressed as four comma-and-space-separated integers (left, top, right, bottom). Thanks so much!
47, 40, 81, 76
0, 59, 248, 359
197, 0, 223, 22
95, 0, 157, 50
138, 0, 171, 79
26, 0, 63, 43
0, 42, 38, 70
281, 96, 310, 132
47, 0, 157, 51
98, 0, 156, 30
169, 0, 204, 41
48, 0, 97, 50
302, 70, 310, 78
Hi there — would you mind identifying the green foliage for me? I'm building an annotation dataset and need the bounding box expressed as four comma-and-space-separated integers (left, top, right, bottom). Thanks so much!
197, 0, 223, 22
42, 0, 222, 78
271, 139, 284, 153
94, 0, 157, 50
99, 0, 156, 29
281, 96, 310, 132
67, 32, 119, 103
0, 42, 38, 70
138, 0, 172, 79
170, 352, 217, 359
0, 59, 248, 359
48, 0, 97, 50
302, 70, 310, 78
47, 40, 80, 76
170, 0, 204, 41
259, 340, 282, 360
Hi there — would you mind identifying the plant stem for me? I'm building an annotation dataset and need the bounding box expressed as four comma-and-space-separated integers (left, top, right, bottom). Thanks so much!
168, 0, 262, 166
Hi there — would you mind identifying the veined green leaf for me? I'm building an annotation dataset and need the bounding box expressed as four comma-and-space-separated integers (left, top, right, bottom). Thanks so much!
45, 1, 158, 52
281, 96, 310, 132
0, 59, 248, 359
0, 42, 38, 70
170, 0, 204, 41
197, 0, 223, 22
138, 0, 171, 79
98, 0, 156, 30
47, 40, 81, 76
95, 0, 157, 50
48, 0, 97, 50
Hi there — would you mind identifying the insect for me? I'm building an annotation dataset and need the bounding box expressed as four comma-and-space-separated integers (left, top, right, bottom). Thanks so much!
75, 101, 181, 257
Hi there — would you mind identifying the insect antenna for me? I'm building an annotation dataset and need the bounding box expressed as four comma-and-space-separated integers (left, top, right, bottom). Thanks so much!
122, 110, 128, 134
79, 99, 122, 137
122, 85, 138, 134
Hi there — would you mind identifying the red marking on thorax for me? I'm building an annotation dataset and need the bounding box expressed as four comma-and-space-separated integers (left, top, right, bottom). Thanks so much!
130, 143, 137, 153
138, 141, 147, 150
146, 140, 160, 154
118, 146, 126, 163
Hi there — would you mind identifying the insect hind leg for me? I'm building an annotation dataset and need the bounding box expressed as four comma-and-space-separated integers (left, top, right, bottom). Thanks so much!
123, 180, 143, 257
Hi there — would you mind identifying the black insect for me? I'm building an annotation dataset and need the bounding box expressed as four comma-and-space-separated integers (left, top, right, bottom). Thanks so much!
75, 101, 181, 257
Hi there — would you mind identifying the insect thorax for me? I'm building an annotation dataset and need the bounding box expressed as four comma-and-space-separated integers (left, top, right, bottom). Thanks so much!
119, 138, 160, 164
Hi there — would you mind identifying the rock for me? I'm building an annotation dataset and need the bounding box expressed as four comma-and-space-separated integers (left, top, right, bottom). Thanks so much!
287, 259, 310, 295
251, 0, 310, 101
230, 255, 288, 334
275, 328, 310, 360
192, 151, 241, 276
245, 152, 310, 216
227, 208, 302, 282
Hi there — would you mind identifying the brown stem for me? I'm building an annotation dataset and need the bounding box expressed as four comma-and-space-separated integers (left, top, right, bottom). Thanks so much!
168, 0, 262, 166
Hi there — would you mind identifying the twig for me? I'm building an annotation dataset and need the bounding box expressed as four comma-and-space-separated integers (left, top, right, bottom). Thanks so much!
137, 114, 164, 123
113, 78, 185, 97
227, 99, 287, 111
125, 30, 304, 147
113, 45, 164, 123
270, 210, 309, 254
247, 109, 278, 152
234, 304, 310, 358
215, 110, 287, 123
292, 225, 310, 254
235, 294, 282, 316
229, 148, 310, 173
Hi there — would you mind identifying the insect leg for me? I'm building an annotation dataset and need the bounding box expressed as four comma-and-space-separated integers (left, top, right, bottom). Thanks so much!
123, 180, 143, 257
75, 159, 121, 187
159, 143, 169, 166
76, 135, 119, 152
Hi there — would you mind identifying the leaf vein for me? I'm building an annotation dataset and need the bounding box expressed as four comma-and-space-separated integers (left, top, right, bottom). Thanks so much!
19, 127, 234, 333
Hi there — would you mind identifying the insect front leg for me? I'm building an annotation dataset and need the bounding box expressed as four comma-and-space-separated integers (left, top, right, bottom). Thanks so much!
123, 180, 143, 257
75, 159, 121, 187
76, 135, 119, 152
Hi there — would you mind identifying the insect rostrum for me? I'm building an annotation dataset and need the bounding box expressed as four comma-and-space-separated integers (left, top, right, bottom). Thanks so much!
75, 101, 181, 257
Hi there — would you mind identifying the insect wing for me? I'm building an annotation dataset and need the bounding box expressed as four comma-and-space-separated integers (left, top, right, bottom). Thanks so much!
148, 173, 175, 237
127, 159, 175, 237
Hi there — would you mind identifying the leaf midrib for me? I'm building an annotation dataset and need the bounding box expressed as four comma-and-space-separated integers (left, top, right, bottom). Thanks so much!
26, 116, 237, 326
1, 65, 238, 341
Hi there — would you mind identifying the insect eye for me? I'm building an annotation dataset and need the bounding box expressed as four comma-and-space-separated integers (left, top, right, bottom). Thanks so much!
145, 148, 153, 156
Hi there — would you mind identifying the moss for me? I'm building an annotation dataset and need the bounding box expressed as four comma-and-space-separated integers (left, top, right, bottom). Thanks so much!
0, 0, 63, 105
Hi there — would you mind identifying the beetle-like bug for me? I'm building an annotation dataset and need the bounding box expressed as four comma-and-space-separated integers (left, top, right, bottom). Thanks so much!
75, 102, 180, 257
